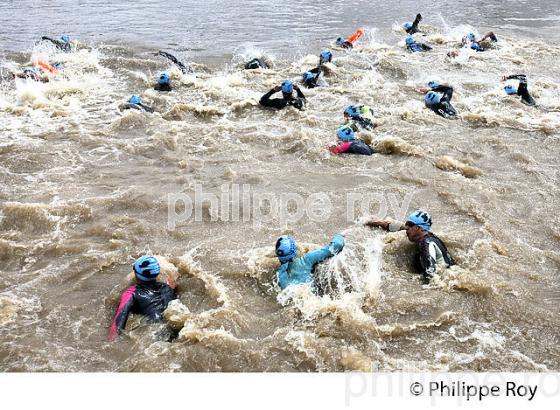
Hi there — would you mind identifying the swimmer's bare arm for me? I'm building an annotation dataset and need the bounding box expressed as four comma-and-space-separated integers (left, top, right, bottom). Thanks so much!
365, 218, 405, 232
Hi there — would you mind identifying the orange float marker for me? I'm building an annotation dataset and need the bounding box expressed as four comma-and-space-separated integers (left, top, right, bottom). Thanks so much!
37, 59, 57, 74
347, 28, 364, 45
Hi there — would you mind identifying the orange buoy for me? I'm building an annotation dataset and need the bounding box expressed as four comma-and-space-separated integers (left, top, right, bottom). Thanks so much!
347, 28, 364, 44
37, 59, 57, 74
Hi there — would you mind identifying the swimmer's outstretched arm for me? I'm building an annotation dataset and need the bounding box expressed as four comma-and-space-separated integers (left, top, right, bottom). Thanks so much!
156, 51, 190, 73
294, 84, 306, 99
479, 31, 497, 42
502, 74, 527, 83
365, 218, 404, 232
412, 13, 422, 30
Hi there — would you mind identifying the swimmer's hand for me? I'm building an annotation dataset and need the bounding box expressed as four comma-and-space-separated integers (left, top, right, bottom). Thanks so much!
339, 228, 353, 236
167, 275, 177, 290
273, 85, 282, 92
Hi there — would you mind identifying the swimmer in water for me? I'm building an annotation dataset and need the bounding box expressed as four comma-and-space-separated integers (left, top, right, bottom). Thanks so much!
120, 95, 154, 113
259, 80, 306, 110
403, 13, 423, 34
244, 58, 269, 69
154, 72, 172, 91
302, 50, 332, 88
343, 104, 377, 130
335, 28, 364, 49
108, 256, 177, 341
275, 233, 345, 292
501, 74, 536, 106
365, 210, 455, 282
329, 126, 374, 156
405, 36, 432, 52
421, 81, 457, 119
41, 35, 72, 52
448, 31, 498, 56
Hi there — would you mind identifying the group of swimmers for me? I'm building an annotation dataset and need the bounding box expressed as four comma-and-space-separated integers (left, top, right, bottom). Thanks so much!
2, 23, 534, 340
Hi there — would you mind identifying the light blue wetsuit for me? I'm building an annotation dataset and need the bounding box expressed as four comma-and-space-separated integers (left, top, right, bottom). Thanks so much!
276, 234, 345, 290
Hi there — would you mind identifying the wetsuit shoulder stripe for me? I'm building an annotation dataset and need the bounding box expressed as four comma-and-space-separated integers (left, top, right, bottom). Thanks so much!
108, 285, 136, 341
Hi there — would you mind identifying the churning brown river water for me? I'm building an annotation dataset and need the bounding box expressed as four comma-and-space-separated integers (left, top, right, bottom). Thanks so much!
0, 0, 559, 371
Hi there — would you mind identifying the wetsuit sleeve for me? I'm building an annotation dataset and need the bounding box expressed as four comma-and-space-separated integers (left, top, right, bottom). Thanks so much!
138, 103, 154, 113
161, 284, 177, 307
301, 234, 345, 267
313, 66, 323, 82
295, 88, 306, 100
432, 85, 453, 101
108, 286, 136, 341
276, 264, 290, 290
41, 36, 68, 51
421, 43, 432, 51
309, 67, 320, 74
330, 142, 352, 154
259, 89, 286, 108
418, 241, 438, 280
505, 74, 527, 82
158, 51, 189, 73
411, 14, 422, 31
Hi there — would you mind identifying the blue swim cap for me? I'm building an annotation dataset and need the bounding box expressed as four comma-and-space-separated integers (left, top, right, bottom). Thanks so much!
133, 256, 161, 282
405, 36, 414, 46
320, 49, 333, 62
343, 104, 360, 118
406, 210, 432, 232
281, 80, 293, 94
336, 37, 345, 44
61, 35, 70, 44
275, 235, 297, 263
159, 73, 170, 85
466, 32, 476, 42
337, 126, 355, 142
424, 91, 441, 106
302, 72, 314, 82
404, 22, 413, 30
427, 81, 439, 89
504, 84, 518, 95
129, 95, 142, 104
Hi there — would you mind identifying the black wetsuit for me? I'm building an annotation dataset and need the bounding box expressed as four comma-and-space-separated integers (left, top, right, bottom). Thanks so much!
351, 116, 376, 131
41, 36, 71, 52
157, 51, 191, 74
339, 41, 353, 49
332, 139, 374, 155
245, 58, 269, 69
505, 74, 535, 106
304, 66, 323, 88
259, 88, 306, 110
121, 103, 154, 113
427, 85, 457, 118
414, 234, 455, 281
154, 82, 172, 92
109, 281, 176, 339
405, 14, 422, 34
407, 42, 432, 53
